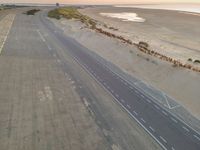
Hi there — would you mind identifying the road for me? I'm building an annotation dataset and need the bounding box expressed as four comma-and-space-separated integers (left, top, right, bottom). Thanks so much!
1, 8, 200, 150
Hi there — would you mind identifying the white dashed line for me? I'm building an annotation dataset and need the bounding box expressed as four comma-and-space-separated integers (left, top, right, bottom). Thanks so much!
171, 117, 178, 123
171, 147, 175, 150
37, 30, 46, 42
115, 94, 119, 98
141, 118, 146, 123
159, 136, 167, 143
193, 135, 200, 141
162, 111, 168, 116
47, 45, 52, 50
147, 99, 151, 103
149, 126, 155, 132
141, 95, 145, 98
121, 99, 125, 103
127, 104, 131, 109
57, 59, 61, 63
133, 111, 138, 116
129, 86, 133, 89
154, 105, 160, 110
182, 126, 189, 132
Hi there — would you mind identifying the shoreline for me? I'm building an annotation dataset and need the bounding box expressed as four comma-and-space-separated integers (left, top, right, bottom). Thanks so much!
114, 4, 200, 14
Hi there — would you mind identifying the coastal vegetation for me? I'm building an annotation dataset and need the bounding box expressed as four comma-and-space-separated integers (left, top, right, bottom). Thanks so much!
25, 9, 40, 15
48, 7, 97, 28
194, 60, 200, 64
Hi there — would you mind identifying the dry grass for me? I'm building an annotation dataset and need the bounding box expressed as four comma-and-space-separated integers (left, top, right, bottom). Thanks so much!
48, 7, 97, 28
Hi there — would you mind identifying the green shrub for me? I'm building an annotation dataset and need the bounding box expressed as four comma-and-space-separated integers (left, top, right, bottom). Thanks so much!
138, 41, 149, 49
194, 60, 200, 63
48, 7, 97, 28
25, 9, 40, 15
48, 9, 61, 19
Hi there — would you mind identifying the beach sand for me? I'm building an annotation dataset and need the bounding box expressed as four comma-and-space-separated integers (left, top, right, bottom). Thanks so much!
80, 6, 200, 63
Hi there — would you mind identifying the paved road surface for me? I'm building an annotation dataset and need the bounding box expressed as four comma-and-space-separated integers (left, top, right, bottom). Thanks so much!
1, 8, 200, 150
39, 9, 200, 150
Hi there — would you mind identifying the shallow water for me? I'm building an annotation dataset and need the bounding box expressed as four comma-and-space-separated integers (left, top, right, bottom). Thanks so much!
100, 12, 145, 22
115, 4, 200, 14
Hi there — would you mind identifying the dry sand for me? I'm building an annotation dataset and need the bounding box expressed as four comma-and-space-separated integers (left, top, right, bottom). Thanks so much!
50, 6, 200, 120
80, 6, 200, 64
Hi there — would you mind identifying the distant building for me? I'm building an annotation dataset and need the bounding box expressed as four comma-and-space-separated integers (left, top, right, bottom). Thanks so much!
56, 3, 60, 7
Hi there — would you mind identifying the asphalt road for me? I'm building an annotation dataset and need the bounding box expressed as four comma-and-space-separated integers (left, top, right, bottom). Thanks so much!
1, 8, 200, 150
38, 9, 200, 150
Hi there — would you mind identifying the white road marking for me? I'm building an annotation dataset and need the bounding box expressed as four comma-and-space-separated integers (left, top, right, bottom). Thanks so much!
193, 135, 200, 141
0, 14, 15, 54
171, 147, 175, 150
129, 86, 133, 89
121, 99, 125, 103
154, 105, 160, 110
74, 58, 168, 150
141, 95, 145, 98
47, 45, 52, 50
44, 86, 53, 101
57, 59, 61, 63
147, 99, 151, 103
133, 111, 138, 116
182, 126, 189, 132
162, 111, 168, 116
115, 94, 119, 98
149, 126, 155, 132
141, 118, 146, 123
37, 30, 46, 42
159, 136, 167, 143
171, 117, 178, 123
127, 104, 131, 109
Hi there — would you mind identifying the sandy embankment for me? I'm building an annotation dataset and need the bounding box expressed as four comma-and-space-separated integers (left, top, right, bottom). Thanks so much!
51, 6, 200, 119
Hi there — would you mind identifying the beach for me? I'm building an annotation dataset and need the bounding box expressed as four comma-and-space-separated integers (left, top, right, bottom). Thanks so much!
80, 6, 200, 63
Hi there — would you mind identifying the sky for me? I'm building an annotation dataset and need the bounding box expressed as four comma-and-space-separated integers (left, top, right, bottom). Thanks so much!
0, 0, 200, 4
